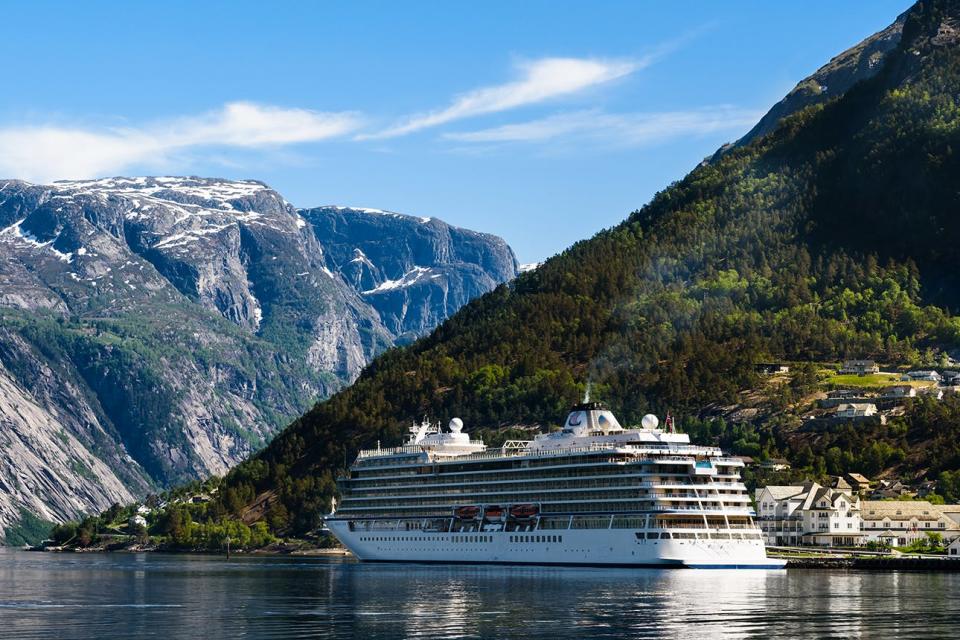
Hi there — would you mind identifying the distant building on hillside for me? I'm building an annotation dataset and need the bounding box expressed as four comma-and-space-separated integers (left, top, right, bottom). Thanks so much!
839, 360, 880, 375
827, 389, 861, 399
759, 458, 792, 471
918, 387, 944, 400
905, 370, 942, 382
882, 385, 916, 399
870, 480, 911, 500
941, 371, 960, 386
755, 482, 862, 547
756, 363, 790, 375
834, 403, 882, 422
844, 473, 872, 493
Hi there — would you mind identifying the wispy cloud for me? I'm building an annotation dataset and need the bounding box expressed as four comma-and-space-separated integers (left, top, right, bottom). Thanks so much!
0, 102, 361, 183
360, 57, 640, 140
443, 108, 763, 147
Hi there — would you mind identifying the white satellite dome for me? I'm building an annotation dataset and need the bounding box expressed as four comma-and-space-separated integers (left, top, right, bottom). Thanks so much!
641, 414, 659, 430
448, 417, 464, 433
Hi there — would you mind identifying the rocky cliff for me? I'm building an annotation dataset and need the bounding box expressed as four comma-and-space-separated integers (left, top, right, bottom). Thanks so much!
0, 177, 517, 535
305, 206, 518, 343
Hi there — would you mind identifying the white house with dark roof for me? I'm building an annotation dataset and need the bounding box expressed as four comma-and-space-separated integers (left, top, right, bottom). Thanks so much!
839, 360, 880, 375
882, 385, 917, 399
834, 403, 879, 419
755, 482, 863, 546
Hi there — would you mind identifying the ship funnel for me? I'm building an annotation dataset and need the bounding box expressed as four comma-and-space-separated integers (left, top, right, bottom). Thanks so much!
564, 401, 623, 434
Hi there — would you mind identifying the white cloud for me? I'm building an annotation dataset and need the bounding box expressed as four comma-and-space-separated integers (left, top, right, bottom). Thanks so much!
361, 57, 639, 139
443, 108, 763, 147
0, 102, 361, 183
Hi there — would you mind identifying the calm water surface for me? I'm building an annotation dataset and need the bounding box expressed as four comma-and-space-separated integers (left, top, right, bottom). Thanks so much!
1, 548, 958, 639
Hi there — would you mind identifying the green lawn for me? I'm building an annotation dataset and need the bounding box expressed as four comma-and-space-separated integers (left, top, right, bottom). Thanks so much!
823, 373, 931, 389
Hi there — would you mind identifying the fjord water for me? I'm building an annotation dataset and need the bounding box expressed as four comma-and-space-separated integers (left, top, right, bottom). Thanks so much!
2, 549, 958, 639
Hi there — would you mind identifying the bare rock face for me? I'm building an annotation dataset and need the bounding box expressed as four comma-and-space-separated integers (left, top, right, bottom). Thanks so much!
729, 10, 907, 150
304, 206, 518, 342
0, 177, 517, 535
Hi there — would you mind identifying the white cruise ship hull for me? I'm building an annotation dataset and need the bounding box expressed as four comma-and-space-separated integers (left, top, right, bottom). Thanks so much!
327, 521, 785, 569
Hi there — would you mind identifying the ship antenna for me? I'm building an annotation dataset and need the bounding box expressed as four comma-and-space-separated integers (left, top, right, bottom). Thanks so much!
584, 381, 591, 403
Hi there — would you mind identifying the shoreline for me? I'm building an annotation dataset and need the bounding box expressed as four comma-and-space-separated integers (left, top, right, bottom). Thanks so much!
20, 545, 960, 570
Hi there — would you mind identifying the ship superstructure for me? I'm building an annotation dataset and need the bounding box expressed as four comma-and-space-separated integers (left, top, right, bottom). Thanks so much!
325, 402, 785, 568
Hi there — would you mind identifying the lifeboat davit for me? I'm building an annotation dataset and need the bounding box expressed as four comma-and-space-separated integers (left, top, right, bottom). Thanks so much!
454, 505, 481, 519
509, 504, 539, 519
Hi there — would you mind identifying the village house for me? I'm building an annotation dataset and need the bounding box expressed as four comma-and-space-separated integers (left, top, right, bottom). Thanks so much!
755, 363, 790, 375
949, 537, 960, 558
839, 360, 880, 375
940, 371, 960, 386
755, 482, 863, 547
870, 480, 913, 500
882, 385, 916, 399
834, 402, 883, 423
828, 389, 861, 399
905, 370, 942, 382
844, 473, 872, 494
918, 386, 945, 400
759, 458, 792, 471
128, 514, 147, 530
861, 501, 960, 546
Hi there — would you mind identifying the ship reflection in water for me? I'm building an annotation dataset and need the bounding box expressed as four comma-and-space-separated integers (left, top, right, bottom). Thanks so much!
1, 550, 959, 639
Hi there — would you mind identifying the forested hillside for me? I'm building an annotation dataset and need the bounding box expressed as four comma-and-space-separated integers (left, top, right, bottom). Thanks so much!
119, 0, 960, 539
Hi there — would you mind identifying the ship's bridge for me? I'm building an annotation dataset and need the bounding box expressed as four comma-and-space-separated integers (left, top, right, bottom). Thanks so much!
527, 402, 690, 452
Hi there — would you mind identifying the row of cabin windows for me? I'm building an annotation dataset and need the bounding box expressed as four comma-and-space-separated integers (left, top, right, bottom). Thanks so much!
340, 489, 748, 507
509, 535, 562, 543
360, 535, 494, 543
347, 514, 748, 534
353, 455, 646, 475
341, 494, 745, 509
339, 500, 751, 518
351, 464, 739, 484
344, 481, 747, 499
349, 466, 740, 487
354, 458, 736, 479
864, 521, 945, 529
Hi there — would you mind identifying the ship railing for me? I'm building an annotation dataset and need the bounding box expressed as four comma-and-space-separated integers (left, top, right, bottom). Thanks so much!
356, 440, 488, 460
354, 441, 748, 463
356, 445, 426, 460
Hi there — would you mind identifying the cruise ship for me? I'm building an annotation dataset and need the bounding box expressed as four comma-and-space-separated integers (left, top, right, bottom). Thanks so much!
325, 402, 785, 569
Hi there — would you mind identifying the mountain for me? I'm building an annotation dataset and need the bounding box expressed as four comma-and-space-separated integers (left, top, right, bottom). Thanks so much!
304, 206, 517, 343
0, 177, 517, 536
204, 0, 960, 536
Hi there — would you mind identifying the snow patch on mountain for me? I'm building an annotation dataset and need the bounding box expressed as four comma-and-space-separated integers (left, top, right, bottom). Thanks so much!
363, 266, 433, 294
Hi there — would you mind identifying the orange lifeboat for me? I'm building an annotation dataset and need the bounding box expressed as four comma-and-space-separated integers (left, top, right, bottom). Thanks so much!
454, 505, 481, 519
484, 505, 505, 520
509, 504, 539, 519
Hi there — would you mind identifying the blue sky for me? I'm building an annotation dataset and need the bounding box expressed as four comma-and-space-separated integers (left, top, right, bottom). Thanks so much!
0, 1, 911, 262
